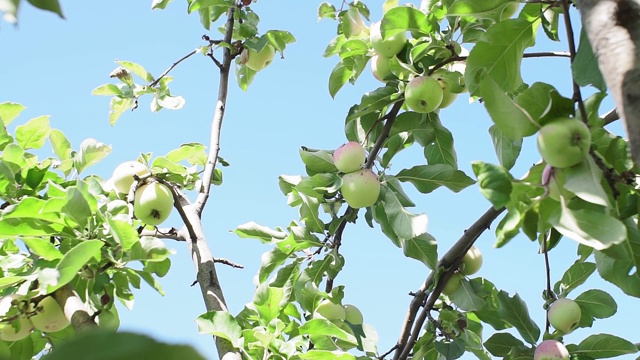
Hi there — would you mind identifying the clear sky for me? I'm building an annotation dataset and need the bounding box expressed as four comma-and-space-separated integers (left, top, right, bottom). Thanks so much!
0, 1, 635, 359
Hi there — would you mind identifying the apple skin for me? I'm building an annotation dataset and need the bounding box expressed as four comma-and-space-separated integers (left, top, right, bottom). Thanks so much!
343, 304, 363, 325
371, 54, 393, 82
441, 272, 463, 296
333, 142, 366, 173
29, 296, 70, 333
432, 70, 458, 109
0, 295, 33, 341
133, 182, 174, 226
548, 298, 581, 333
537, 118, 591, 168
534, 340, 570, 360
340, 169, 381, 209
112, 161, 149, 194
459, 246, 483, 275
370, 21, 407, 58
314, 300, 346, 322
404, 76, 444, 113
245, 45, 276, 72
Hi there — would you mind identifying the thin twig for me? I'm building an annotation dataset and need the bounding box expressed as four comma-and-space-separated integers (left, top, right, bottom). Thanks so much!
149, 49, 199, 88
214, 258, 244, 269
560, 0, 588, 121
543, 230, 552, 333
140, 227, 185, 241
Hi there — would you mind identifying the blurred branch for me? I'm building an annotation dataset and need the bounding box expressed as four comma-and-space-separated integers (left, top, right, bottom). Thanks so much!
602, 108, 620, 125
53, 285, 98, 333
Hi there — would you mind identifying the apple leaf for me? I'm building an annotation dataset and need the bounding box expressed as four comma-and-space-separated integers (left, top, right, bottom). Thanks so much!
553, 261, 596, 296
434, 338, 465, 360
496, 291, 540, 344
484, 333, 525, 357
593, 218, 640, 297
297, 350, 356, 360
165, 143, 208, 166
549, 202, 626, 250
488, 125, 522, 170
15, 115, 50, 150
299, 148, 338, 175
466, 18, 539, 95
0, 101, 26, 126
480, 76, 538, 140
396, 164, 475, 193
381, 6, 435, 38
234, 222, 288, 243
516, 82, 574, 127
448, 0, 514, 19
345, 86, 398, 121
48, 240, 104, 293
318, 2, 337, 20
26, 0, 64, 18
494, 208, 524, 248
450, 279, 486, 312
382, 133, 414, 168
196, 311, 243, 349
572, 29, 606, 92
299, 319, 353, 341
575, 289, 617, 319
49, 129, 73, 161
108, 97, 135, 126
257, 247, 289, 284
108, 218, 140, 252
253, 283, 285, 323
73, 138, 111, 174
379, 186, 428, 240
572, 334, 637, 359
0, 197, 68, 236
472, 161, 513, 209
384, 176, 415, 207
388, 111, 435, 146
563, 157, 611, 208
372, 202, 401, 247
424, 117, 457, 168
328, 61, 353, 98
21, 238, 63, 260
401, 233, 438, 269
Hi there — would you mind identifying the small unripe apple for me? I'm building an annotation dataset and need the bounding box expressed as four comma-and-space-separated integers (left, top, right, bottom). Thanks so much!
340, 169, 381, 209
459, 246, 483, 275
343, 304, 363, 325
0, 295, 33, 341
547, 298, 581, 333
314, 299, 346, 322
245, 44, 276, 72
432, 70, 458, 109
534, 340, 570, 360
404, 76, 444, 113
111, 161, 149, 194
333, 142, 366, 173
133, 182, 174, 226
29, 296, 70, 333
370, 21, 407, 58
441, 272, 463, 296
371, 54, 392, 82
537, 118, 591, 168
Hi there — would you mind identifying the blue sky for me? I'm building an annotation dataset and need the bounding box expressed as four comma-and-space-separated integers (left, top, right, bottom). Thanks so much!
0, 1, 635, 359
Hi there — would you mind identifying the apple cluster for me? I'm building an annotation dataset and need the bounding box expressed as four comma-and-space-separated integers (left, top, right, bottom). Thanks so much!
333, 142, 381, 209
441, 246, 483, 296
0, 295, 70, 342
111, 161, 174, 226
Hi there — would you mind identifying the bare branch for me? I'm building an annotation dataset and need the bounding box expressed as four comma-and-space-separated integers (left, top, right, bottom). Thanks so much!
602, 108, 620, 125
149, 49, 199, 88
214, 257, 244, 269
139, 227, 185, 241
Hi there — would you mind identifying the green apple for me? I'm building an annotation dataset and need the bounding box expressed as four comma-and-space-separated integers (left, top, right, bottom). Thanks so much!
432, 70, 458, 109
404, 76, 444, 113
97, 307, 120, 330
245, 44, 276, 72
340, 169, 381, 209
441, 272, 463, 296
333, 142, 366, 173
500, 2, 519, 19
370, 21, 407, 58
112, 161, 149, 194
343, 304, 363, 325
314, 299, 346, 321
534, 340, 570, 360
371, 54, 393, 82
29, 296, 70, 333
0, 295, 33, 341
537, 118, 591, 168
547, 298, 581, 333
459, 246, 483, 275
133, 182, 174, 226
342, 7, 368, 39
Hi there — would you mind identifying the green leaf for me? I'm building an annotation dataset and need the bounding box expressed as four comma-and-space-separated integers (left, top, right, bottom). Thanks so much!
299, 148, 338, 175
484, 333, 525, 357
196, 311, 242, 348
258, 247, 290, 284
379, 186, 428, 240
49, 129, 73, 161
424, 117, 457, 167
317, 2, 337, 20
480, 76, 538, 140
328, 62, 353, 98
553, 262, 596, 296
448, 0, 515, 18
548, 202, 626, 250
92, 84, 124, 96
496, 291, 540, 344
396, 164, 475, 194
563, 157, 611, 207
575, 289, 617, 319
116, 60, 154, 83
516, 82, 574, 127
253, 284, 285, 323
297, 350, 356, 360
593, 220, 640, 297
572, 29, 606, 91
48, 240, 104, 293
108, 97, 135, 125
345, 86, 398, 122
372, 202, 401, 247
15, 115, 50, 150
0, 101, 26, 125
472, 161, 513, 209
381, 6, 434, 38
26, 0, 64, 18
74, 138, 112, 174
22, 238, 63, 260
573, 334, 637, 359
489, 125, 522, 170
165, 143, 208, 166
298, 319, 352, 341
151, 0, 174, 10
108, 218, 139, 252
402, 233, 437, 269
234, 222, 288, 243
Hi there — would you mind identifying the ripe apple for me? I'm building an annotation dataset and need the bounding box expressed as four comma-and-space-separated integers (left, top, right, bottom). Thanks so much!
314, 299, 346, 322
441, 272, 463, 296
343, 304, 363, 325
0, 295, 33, 341
537, 118, 591, 168
371, 54, 393, 82
404, 76, 444, 113
245, 44, 276, 72
534, 340, 570, 360
459, 246, 483, 275
340, 169, 381, 209
547, 298, 581, 333
133, 182, 174, 226
111, 161, 149, 194
333, 142, 366, 173
370, 21, 407, 58
29, 296, 70, 333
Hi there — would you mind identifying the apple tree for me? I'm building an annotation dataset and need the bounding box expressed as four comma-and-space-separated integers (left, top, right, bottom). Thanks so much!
0, 0, 640, 359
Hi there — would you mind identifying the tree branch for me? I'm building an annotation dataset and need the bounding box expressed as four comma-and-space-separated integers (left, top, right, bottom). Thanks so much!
53, 285, 98, 333
149, 49, 199, 88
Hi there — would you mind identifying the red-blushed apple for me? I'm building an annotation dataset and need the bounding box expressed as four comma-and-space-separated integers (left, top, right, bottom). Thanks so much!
371, 54, 392, 82
111, 161, 149, 194
459, 246, 483, 275
548, 298, 581, 333
340, 169, 381, 209
370, 21, 407, 58
343, 304, 363, 325
29, 296, 70, 333
314, 299, 346, 322
333, 142, 366, 173
133, 182, 174, 226
537, 118, 591, 168
245, 44, 276, 72
534, 339, 570, 360
442, 272, 464, 296
404, 76, 444, 113
0, 295, 33, 341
